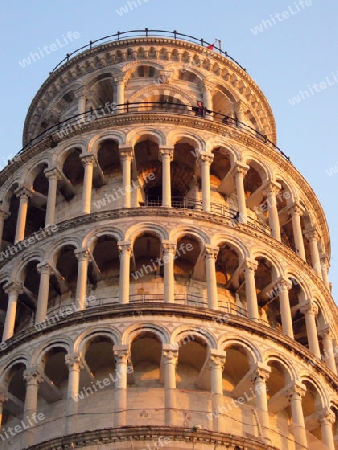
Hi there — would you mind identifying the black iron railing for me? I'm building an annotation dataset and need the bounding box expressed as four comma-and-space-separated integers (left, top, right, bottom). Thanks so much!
14, 101, 290, 170
50, 28, 246, 74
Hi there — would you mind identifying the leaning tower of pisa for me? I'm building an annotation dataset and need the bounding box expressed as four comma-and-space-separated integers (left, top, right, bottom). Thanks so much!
0, 29, 337, 450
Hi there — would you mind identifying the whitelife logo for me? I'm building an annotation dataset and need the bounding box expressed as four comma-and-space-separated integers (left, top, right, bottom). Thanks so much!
18, 32, 81, 68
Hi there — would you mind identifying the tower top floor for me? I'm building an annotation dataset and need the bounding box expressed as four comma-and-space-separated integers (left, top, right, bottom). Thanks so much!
23, 29, 276, 146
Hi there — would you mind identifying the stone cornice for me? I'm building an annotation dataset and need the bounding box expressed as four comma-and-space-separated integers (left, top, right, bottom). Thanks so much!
23, 36, 276, 144
2, 303, 337, 394
0, 207, 335, 325
25, 425, 279, 450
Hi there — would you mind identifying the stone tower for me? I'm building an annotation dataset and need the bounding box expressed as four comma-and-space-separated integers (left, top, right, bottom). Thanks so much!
0, 30, 336, 450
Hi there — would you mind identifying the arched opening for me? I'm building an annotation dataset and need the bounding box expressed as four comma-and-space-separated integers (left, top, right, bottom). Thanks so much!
276, 180, 295, 251
50, 245, 78, 312
216, 243, 243, 314
39, 347, 68, 410
176, 336, 208, 390
172, 141, 197, 207
131, 232, 162, 299
134, 139, 161, 206
0, 283, 8, 341
244, 162, 265, 220
302, 380, 323, 442
2, 363, 26, 427
210, 148, 233, 209
91, 236, 120, 301
174, 235, 203, 305
2, 188, 20, 248
16, 260, 40, 332
289, 279, 309, 349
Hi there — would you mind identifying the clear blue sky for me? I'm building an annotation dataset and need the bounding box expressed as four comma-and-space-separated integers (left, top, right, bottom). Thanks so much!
0, 0, 337, 300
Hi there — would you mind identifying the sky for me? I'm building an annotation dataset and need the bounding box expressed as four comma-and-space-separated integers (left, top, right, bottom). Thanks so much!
0, 0, 337, 300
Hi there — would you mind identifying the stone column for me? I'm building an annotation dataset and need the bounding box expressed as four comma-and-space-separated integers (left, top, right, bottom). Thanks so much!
120, 147, 133, 208
65, 352, 84, 434
23, 366, 43, 447
304, 229, 321, 277
159, 148, 174, 208
81, 155, 95, 214
77, 87, 87, 115
199, 152, 213, 212
264, 182, 281, 241
35, 262, 51, 324
75, 249, 90, 310
162, 241, 176, 304
0, 209, 9, 246
205, 245, 219, 310
203, 83, 213, 119
254, 365, 271, 442
243, 259, 259, 320
320, 253, 330, 289
162, 345, 178, 426
2, 282, 23, 341
44, 168, 61, 227
318, 325, 337, 374
114, 75, 125, 106
234, 165, 248, 224
118, 241, 132, 304
290, 204, 305, 260
113, 345, 129, 427
318, 409, 335, 450
287, 383, 307, 449
278, 279, 294, 338
14, 187, 32, 243
0, 392, 7, 428
209, 350, 226, 432
300, 300, 321, 358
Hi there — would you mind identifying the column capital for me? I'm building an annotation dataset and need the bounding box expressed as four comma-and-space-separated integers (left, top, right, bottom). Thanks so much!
159, 148, 174, 161
65, 352, 84, 370
75, 85, 89, 98
289, 202, 305, 216
0, 391, 8, 404
303, 228, 320, 242
317, 408, 335, 425
318, 323, 334, 339
161, 240, 176, 254
199, 152, 214, 165
44, 167, 62, 180
4, 281, 23, 296
80, 153, 95, 166
243, 258, 258, 272
117, 241, 132, 254
113, 74, 126, 85
204, 80, 215, 92
277, 277, 292, 291
263, 181, 281, 197
23, 366, 44, 384
300, 300, 318, 316
37, 261, 52, 275
74, 248, 91, 262
320, 253, 329, 266
204, 245, 219, 260
113, 344, 130, 363
209, 349, 226, 370
119, 147, 134, 160
252, 363, 271, 383
159, 69, 174, 83
233, 163, 249, 177
286, 381, 306, 399
14, 186, 33, 200
162, 344, 179, 365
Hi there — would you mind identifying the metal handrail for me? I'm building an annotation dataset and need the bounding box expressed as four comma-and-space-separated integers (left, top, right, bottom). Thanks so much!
13, 101, 290, 171
49, 28, 246, 73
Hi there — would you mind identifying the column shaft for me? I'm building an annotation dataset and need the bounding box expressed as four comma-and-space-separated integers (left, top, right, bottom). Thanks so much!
265, 184, 281, 241
301, 301, 320, 357
234, 166, 248, 223
35, 263, 51, 324
162, 241, 176, 303
75, 250, 90, 310
23, 368, 42, 448
289, 386, 307, 449
209, 352, 226, 432
114, 346, 129, 427
162, 347, 178, 426
200, 153, 213, 212
120, 149, 133, 208
81, 155, 94, 214
0, 210, 9, 247
291, 205, 305, 260
305, 230, 321, 277
65, 353, 83, 434
278, 281, 294, 338
160, 149, 173, 208
15, 188, 31, 243
244, 260, 259, 320
45, 169, 59, 227
205, 246, 218, 310
118, 242, 131, 304
3, 283, 21, 341
254, 368, 271, 442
